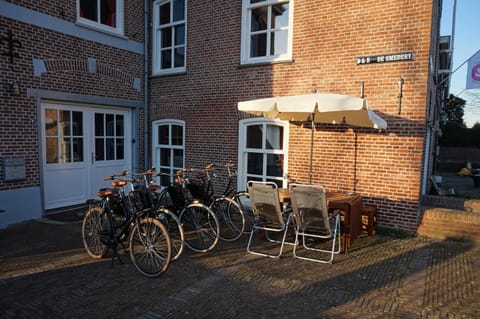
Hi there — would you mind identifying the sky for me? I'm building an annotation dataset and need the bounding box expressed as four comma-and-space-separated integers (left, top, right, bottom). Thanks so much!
441, 0, 480, 127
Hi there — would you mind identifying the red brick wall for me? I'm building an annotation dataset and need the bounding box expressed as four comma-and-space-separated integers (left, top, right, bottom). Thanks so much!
149, 0, 440, 233
0, 1, 145, 191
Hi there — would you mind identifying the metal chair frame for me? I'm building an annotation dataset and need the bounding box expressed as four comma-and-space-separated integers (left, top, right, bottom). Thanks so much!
289, 184, 341, 264
246, 181, 293, 259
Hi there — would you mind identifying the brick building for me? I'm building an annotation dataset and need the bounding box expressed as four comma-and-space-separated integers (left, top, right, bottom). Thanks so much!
148, 0, 443, 233
0, 0, 145, 227
1, 0, 445, 233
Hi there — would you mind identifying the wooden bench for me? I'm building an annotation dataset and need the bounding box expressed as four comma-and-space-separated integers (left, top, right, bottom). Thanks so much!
361, 205, 378, 238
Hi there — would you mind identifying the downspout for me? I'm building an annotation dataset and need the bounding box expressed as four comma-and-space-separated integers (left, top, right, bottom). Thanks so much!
143, 0, 149, 170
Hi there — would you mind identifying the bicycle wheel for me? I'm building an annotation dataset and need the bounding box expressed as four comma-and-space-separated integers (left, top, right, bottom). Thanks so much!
179, 203, 219, 253
129, 217, 171, 277
81, 206, 109, 259
234, 192, 254, 234
156, 208, 185, 261
210, 197, 245, 242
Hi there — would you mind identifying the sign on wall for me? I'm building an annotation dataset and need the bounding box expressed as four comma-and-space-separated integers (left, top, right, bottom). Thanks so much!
356, 51, 414, 65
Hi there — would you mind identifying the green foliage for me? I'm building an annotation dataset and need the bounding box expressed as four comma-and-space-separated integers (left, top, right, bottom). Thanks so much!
439, 123, 480, 147
438, 94, 479, 147
442, 94, 466, 128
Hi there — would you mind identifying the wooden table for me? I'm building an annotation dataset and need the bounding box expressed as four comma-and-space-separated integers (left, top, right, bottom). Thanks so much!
279, 189, 363, 254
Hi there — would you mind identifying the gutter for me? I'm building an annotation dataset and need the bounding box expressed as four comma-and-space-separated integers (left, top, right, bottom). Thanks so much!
143, 0, 149, 169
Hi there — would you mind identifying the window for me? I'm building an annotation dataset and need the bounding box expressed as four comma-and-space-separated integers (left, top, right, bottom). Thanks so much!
240, 0, 292, 65
238, 118, 289, 190
77, 0, 124, 34
94, 112, 125, 161
152, 120, 185, 186
153, 0, 186, 75
45, 109, 84, 164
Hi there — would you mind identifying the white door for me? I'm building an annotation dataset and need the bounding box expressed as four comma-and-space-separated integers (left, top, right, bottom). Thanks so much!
41, 103, 131, 209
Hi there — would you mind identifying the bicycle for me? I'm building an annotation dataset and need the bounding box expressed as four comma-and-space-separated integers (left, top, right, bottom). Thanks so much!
129, 168, 185, 261
81, 172, 172, 277
219, 161, 255, 234
156, 169, 220, 253
188, 163, 246, 241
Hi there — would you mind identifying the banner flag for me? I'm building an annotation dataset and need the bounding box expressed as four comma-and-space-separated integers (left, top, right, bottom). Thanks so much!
466, 50, 480, 89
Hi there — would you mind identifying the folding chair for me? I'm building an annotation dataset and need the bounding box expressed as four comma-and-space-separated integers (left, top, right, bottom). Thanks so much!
289, 184, 341, 263
247, 181, 293, 259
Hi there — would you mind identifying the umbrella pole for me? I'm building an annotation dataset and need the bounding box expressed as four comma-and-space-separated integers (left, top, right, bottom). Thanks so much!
309, 113, 315, 184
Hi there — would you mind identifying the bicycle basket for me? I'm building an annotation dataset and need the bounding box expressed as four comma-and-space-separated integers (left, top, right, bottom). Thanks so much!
166, 186, 185, 208
187, 180, 211, 202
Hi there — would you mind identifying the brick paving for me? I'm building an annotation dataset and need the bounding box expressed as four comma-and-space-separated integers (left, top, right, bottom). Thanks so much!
0, 215, 479, 319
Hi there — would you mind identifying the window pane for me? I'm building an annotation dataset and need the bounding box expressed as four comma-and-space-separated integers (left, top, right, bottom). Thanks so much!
271, 30, 288, 55
162, 28, 172, 47
173, 0, 185, 21
72, 111, 83, 136
106, 138, 115, 160
60, 138, 71, 163
271, 4, 289, 29
116, 138, 124, 160
96, 138, 104, 161
174, 47, 185, 67
80, 0, 97, 21
158, 125, 169, 145
267, 154, 283, 177
172, 125, 183, 145
160, 148, 171, 166
159, 2, 170, 25
46, 138, 58, 163
100, 0, 116, 27
172, 149, 182, 167
250, 0, 265, 3
160, 167, 171, 186
115, 114, 124, 136
95, 113, 104, 136
250, 34, 266, 57
175, 25, 185, 45
161, 49, 172, 69
251, 7, 267, 31
106, 114, 114, 136
60, 111, 71, 136
246, 125, 262, 149
73, 138, 84, 162
266, 179, 283, 188
45, 109, 57, 136
266, 125, 283, 150
247, 153, 263, 175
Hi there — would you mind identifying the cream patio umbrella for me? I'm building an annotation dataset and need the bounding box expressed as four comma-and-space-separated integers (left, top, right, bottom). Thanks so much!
237, 93, 387, 183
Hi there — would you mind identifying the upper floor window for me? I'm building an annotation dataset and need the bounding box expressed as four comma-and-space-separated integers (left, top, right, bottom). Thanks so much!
77, 0, 124, 34
153, 0, 186, 75
240, 0, 293, 65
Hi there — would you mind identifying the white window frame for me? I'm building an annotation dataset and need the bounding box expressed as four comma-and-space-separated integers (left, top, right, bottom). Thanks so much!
240, 0, 293, 65
152, 0, 187, 76
76, 0, 124, 35
237, 118, 289, 191
152, 119, 185, 185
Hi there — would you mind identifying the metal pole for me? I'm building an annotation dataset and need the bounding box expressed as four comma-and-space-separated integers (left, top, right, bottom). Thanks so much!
309, 113, 315, 184
449, 0, 457, 90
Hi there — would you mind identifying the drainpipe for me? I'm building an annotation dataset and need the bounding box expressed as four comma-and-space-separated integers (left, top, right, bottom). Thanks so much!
143, 0, 149, 170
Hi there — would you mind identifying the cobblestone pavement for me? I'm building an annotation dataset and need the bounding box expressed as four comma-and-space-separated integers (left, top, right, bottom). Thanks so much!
0, 214, 479, 319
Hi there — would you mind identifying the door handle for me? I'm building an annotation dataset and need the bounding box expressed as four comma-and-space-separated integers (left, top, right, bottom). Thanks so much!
91, 152, 94, 164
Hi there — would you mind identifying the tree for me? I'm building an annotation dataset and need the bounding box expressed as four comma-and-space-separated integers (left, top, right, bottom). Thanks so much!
472, 122, 480, 130
442, 94, 466, 128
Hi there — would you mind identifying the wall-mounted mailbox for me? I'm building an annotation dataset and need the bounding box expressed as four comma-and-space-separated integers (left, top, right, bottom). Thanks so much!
1, 157, 26, 181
